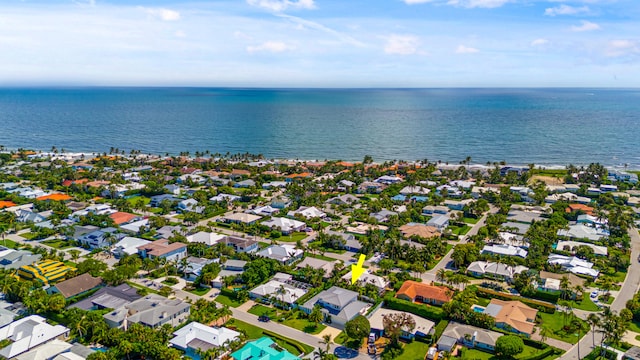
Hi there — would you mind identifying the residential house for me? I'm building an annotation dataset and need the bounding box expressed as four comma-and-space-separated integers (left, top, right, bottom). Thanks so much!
119, 219, 149, 234
222, 236, 259, 253
341, 270, 388, 293
547, 254, 599, 278
210, 193, 241, 203
183, 257, 215, 282
69, 283, 142, 311
0, 315, 70, 359
566, 204, 595, 215
249, 273, 310, 309
149, 194, 180, 207
178, 199, 204, 214
47, 273, 103, 299
223, 212, 262, 225
507, 209, 546, 224
326, 194, 359, 206
437, 322, 503, 353
0, 250, 41, 270
422, 205, 449, 216
103, 294, 191, 329
112, 236, 151, 258
466, 261, 529, 282
500, 222, 531, 235
368, 308, 434, 340
357, 181, 386, 194
624, 346, 640, 360
137, 239, 187, 262
109, 211, 139, 226
399, 186, 431, 196
426, 215, 449, 230
231, 337, 299, 360
481, 244, 528, 258
399, 223, 440, 239
234, 179, 256, 188
164, 184, 181, 195
256, 245, 303, 265
261, 217, 306, 234
324, 230, 359, 252
396, 281, 453, 306
436, 185, 462, 198
170, 323, 240, 358
300, 286, 370, 327
375, 175, 403, 184
287, 206, 326, 219
262, 181, 288, 189
16, 260, 76, 286
484, 299, 538, 337
213, 260, 247, 288
369, 209, 398, 223
444, 199, 474, 211
296, 257, 335, 277
249, 205, 280, 216
557, 224, 609, 242
556, 240, 608, 256
186, 231, 226, 246
270, 196, 292, 209
77, 227, 121, 249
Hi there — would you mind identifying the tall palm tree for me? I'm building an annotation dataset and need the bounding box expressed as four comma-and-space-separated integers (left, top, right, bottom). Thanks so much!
587, 313, 601, 347
320, 334, 332, 353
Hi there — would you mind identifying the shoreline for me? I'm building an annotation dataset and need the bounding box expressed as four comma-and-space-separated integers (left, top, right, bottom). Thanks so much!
2, 148, 639, 171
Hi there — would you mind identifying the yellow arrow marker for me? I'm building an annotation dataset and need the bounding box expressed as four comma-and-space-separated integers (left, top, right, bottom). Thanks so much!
351, 254, 366, 285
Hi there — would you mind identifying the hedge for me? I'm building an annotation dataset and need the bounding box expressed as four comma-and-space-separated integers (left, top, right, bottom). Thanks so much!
383, 295, 446, 321
476, 288, 556, 314
519, 346, 556, 360
263, 329, 314, 354
433, 320, 449, 341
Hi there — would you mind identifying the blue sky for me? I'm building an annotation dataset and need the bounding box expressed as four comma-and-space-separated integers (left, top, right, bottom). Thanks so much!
0, 0, 638, 87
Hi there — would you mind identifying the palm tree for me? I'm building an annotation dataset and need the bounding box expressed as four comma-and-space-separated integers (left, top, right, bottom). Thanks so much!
560, 276, 571, 300
436, 268, 447, 284
587, 313, 601, 347
320, 334, 332, 352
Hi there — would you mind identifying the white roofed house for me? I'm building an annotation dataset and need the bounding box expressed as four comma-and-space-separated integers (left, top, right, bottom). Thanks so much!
556, 240, 608, 256
223, 212, 262, 225
170, 323, 240, 359
248, 205, 280, 217
341, 270, 388, 294
466, 261, 529, 283
375, 175, 403, 184
256, 244, 304, 265
249, 273, 310, 309
300, 286, 371, 327
261, 217, 306, 234
481, 244, 528, 258
326, 194, 359, 206
287, 206, 326, 219
178, 198, 205, 214
547, 254, 599, 278
0, 315, 70, 359
557, 224, 609, 242
369, 209, 398, 223
186, 231, 226, 246
399, 186, 431, 196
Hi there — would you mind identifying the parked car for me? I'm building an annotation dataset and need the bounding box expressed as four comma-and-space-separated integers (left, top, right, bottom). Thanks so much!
590, 290, 599, 298
258, 315, 270, 322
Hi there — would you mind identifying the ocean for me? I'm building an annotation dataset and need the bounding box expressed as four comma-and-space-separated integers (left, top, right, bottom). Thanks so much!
1, 87, 639, 167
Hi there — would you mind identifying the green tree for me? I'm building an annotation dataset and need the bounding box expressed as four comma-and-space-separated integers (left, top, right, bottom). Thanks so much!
382, 312, 416, 346
309, 305, 324, 327
344, 315, 370, 347
495, 335, 524, 358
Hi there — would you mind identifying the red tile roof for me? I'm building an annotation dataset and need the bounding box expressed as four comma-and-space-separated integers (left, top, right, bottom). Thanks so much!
0, 201, 17, 209
396, 280, 453, 303
109, 212, 138, 225
36, 193, 73, 201
566, 204, 594, 215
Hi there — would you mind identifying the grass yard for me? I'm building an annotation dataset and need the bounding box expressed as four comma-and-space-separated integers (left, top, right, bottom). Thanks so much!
567, 293, 600, 312
247, 305, 325, 334
599, 295, 614, 305
126, 196, 151, 206
41, 239, 74, 249
0, 239, 19, 249
538, 312, 587, 344
333, 331, 361, 349
400, 340, 432, 360
629, 320, 640, 333
463, 217, 480, 224
475, 297, 491, 307
279, 232, 308, 242
225, 319, 313, 355
20, 232, 38, 240
186, 287, 211, 296
307, 253, 339, 262
461, 344, 559, 360
603, 271, 627, 284
449, 225, 471, 236
215, 294, 244, 308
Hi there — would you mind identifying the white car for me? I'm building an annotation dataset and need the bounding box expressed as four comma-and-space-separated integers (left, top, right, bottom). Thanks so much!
590, 290, 599, 298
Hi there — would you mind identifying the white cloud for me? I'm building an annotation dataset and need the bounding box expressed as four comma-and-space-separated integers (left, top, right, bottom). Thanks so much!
277, 14, 366, 47
571, 20, 600, 32
247, 41, 294, 53
174, 30, 186, 38
531, 38, 549, 46
605, 40, 639, 57
456, 45, 479, 54
383, 35, 421, 55
140, 7, 181, 21
446, 0, 510, 9
247, 0, 315, 12
544, 4, 590, 16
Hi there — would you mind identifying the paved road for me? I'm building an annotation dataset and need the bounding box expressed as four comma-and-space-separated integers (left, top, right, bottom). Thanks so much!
420, 205, 498, 283
560, 227, 640, 360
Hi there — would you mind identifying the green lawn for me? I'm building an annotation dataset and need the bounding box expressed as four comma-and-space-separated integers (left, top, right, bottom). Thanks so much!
0, 239, 19, 249
226, 319, 312, 355
567, 293, 600, 311
186, 287, 211, 296
126, 196, 150, 206
463, 217, 480, 224
475, 297, 491, 307
598, 295, 614, 305
20, 232, 38, 240
215, 294, 244, 308
461, 344, 558, 360
279, 232, 308, 242
41, 239, 73, 249
628, 320, 640, 333
448, 225, 471, 236
247, 305, 325, 334
538, 312, 587, 344
307, 253, 339, 262
400, 341, 431, 360
603, 271, 627, 284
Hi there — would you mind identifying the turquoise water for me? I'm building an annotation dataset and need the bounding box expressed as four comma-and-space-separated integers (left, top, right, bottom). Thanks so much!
1, 88, 639, 166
